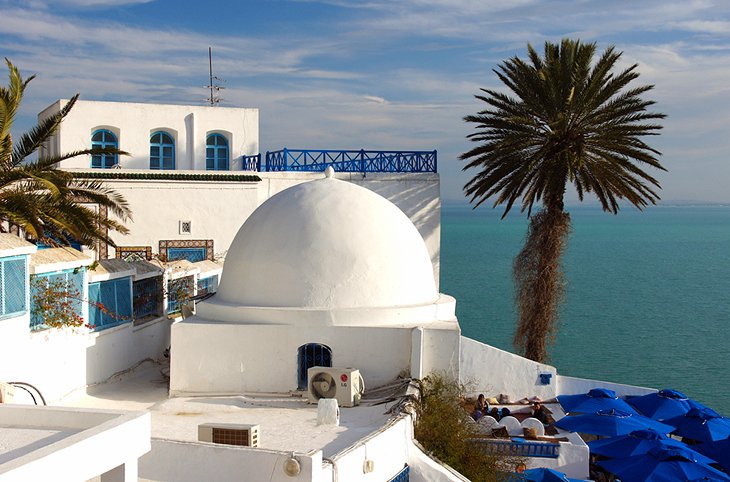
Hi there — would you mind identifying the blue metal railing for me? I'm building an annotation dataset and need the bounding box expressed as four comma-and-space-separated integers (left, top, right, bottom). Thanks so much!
262, 148, 437, 173
242, 154, 261, 171
470, 439, 560, 458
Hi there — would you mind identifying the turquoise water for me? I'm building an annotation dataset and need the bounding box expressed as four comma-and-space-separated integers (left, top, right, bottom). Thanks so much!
440, 204, 730, 415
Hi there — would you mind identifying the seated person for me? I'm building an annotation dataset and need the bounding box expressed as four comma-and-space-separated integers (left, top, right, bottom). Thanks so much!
472, 394, 488, 421
490, 406, 511, 421
532, 402, 550, 424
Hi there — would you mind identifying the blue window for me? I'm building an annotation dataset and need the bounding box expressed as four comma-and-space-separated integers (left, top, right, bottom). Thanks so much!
167, 276, 194, 315
297, 343, 332, 390
206, 134, 229, 170
91, 129, 118, 168
88, 277, 132, 330
0, 256, 27, 319
167, 247, 207, 263
197, 275, 218, 297
133, 276, 163, 321
150, 132, 175, 170
29, 268, 84, 330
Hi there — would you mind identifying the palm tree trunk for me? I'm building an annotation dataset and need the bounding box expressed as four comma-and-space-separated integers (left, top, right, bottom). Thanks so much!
513, 205, 571, 362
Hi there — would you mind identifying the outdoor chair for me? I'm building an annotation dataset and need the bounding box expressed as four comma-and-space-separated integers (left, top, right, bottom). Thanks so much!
497, 415, 523, 436
521, 417, 546, 437
476, 415, 498, 434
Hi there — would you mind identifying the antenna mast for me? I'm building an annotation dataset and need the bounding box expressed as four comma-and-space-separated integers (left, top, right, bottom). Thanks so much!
205, 47, 225, 106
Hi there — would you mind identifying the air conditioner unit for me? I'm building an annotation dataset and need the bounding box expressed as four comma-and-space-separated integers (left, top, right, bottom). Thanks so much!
198, 423, 259, 447
307, 367, 364, 407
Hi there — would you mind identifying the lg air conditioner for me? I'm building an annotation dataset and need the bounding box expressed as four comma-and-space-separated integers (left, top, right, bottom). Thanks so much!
307, 366, 364, 407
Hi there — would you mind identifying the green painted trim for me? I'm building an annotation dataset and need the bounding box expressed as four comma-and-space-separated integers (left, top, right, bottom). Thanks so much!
72, 171, 261, 182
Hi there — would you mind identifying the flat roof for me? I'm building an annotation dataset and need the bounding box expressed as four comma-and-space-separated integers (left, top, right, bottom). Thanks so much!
57, 362, 397, 457
0, 234, 36, 258
29, 247, 94, 274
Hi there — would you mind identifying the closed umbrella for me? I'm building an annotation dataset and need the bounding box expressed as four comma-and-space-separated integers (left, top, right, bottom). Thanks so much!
695, 436, 730, 472
588, 429, 714, 462
555, 409, 673, 437
663, 407, 730, 442
557, 388, 639, 415
627, 389, 694, 420
597, 446, 730, 482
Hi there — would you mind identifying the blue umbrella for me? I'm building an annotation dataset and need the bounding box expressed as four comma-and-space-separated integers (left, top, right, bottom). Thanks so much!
695, 436, 730, 472
597, 446, 730, 482
588, 429, 715, 462
557, 388, 639, 415
663, 407, 730, 442
627, 389, 694, 420
509, 468, 585, 482
555, 409, 674, 437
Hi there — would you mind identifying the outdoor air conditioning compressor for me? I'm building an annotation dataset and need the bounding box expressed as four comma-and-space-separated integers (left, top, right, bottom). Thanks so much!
307, 367, 364, 407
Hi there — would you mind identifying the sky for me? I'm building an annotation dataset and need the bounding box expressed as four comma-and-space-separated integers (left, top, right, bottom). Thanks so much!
2, 0, 730, 205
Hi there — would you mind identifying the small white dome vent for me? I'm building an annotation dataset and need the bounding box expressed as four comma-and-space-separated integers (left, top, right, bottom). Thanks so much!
215, 175, 438, 310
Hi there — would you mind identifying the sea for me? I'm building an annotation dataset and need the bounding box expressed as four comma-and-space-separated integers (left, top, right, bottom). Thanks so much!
439, 203, 730, 416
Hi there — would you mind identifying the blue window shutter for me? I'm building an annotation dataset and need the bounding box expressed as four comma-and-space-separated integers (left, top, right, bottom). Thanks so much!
88, 282, 101, 328
150, 131, 175, 170
91, 129, 118, 168
206, 134, 229, 171
4, 258, 26, 315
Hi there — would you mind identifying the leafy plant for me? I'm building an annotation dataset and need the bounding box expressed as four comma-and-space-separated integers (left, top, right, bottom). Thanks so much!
414, 373, 520, 481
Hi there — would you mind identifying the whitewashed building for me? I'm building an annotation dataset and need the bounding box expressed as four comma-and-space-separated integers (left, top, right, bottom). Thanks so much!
0, 100, 678, 481
38, 100, 442, 286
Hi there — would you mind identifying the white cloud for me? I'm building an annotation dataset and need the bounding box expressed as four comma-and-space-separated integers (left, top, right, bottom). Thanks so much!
4, 0, 730, 202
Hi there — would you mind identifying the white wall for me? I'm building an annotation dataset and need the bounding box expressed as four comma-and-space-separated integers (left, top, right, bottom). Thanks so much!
139, 439, 321, 482
0, 406, 150, 482
328, 416, 412, 482
92, 175, 260, 260
557, 375, 656, 398
170, 323, 416, 395
3, 318, 170, 402
459, 336, 558, 401
40, 100, 259, 170
90, 171, 441, 286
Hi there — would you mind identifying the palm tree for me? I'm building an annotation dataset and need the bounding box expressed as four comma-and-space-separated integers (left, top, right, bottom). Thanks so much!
460, 39, 666, 362
0, 58, 131, 248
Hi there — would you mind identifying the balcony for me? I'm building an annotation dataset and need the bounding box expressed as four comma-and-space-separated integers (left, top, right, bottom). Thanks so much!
243, 148, 437, 173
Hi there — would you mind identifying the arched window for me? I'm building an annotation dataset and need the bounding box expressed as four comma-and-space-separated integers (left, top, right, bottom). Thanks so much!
297, 343, 332, 390
150, 132, 175, 170
206, 133, 229, 170
91, 129, 118, 168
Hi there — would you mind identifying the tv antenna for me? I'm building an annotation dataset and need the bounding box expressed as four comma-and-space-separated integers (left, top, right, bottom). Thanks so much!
205, 47, 225, 105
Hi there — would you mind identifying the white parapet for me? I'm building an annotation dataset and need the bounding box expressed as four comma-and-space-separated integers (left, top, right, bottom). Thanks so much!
0, 405, 150, 482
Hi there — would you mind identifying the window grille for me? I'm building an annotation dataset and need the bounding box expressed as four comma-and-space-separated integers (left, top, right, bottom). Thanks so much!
167, 247, 207, 263
179, 220, 192, 235
0, 256, 27, 319
88, 277, 132, 330
206, 133, 229, 170
197, 275, 218, 297
29, 268, 84, 330
297, 343, 332, 390
150, 131, 175, 169
133, 276, 163, 321
91, 129, 118, 168
167, 275, 194, 315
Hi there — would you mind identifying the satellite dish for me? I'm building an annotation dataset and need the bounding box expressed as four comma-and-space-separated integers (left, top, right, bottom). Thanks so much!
310, 372, 337, 399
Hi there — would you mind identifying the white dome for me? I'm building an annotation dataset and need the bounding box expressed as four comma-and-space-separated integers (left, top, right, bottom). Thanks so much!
215, 176, 438, 310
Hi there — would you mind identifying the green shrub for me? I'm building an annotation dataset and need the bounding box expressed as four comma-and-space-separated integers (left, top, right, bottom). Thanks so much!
414, 373, 520, 481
